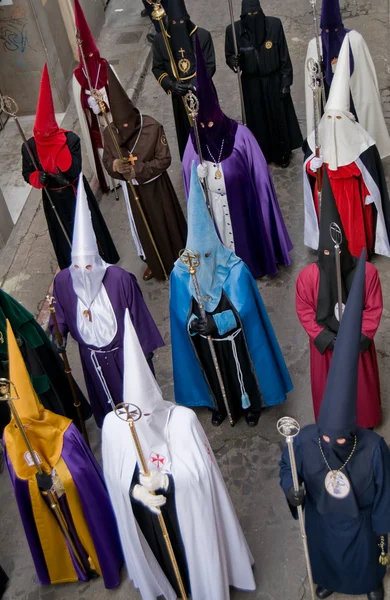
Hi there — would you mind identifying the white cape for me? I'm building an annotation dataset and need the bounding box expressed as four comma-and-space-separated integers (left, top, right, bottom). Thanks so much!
305, 31, 390, 159
303, 152, 390, 257
102, 407, 256, 600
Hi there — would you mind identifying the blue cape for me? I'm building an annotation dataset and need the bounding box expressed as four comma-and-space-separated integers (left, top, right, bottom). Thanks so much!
170, 261, 293, 409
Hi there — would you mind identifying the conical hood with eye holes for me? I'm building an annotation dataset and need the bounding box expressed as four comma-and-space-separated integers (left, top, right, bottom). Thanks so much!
107, 64, 141, 147
317, 248, 366, 440
177, 162, 241, 313
73, 0, 108, 89
70, 173, 108, 309
122, 308, 172, 473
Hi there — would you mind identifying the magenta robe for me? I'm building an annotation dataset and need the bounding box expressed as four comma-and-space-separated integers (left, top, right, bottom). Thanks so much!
296, 262, 382, 428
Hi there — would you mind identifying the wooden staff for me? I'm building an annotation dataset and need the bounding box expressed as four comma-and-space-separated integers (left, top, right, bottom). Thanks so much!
115, 403, 188, 599
91, 89, 168, 281
47, 296, 90, 448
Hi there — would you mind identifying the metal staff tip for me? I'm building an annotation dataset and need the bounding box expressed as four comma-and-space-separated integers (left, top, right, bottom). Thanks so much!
179, 248, 200, 273
0, 378, 18, 403
184, 91, 199, 120
330, 222, 343, 247
277, 416, 300, 438
114, 402, 143, 423
0, 95, 18, 117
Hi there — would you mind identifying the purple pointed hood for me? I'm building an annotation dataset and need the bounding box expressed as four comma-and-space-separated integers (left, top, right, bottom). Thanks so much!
320, 0, 343, 29
191, 35, 237, 162
320, 0, 351, 84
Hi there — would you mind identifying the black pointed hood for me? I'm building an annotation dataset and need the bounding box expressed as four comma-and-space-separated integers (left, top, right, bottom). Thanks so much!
317, 248, 366, 440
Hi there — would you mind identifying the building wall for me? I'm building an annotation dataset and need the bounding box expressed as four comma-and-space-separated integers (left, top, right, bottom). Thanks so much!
0, 0, 105, 115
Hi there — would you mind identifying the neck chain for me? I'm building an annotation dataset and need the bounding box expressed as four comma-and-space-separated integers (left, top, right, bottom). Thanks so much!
318, 435, 357, 473
206, 139, 225, 180
83, 63, 101, 91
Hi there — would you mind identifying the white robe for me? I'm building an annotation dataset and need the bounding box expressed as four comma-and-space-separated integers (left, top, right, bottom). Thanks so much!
305, 31, 390, 159
303, 153, 390, 257
102, 407, 256, 600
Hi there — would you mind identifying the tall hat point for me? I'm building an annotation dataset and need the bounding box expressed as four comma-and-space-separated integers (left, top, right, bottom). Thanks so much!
325, 31, 351, 113
34, 64, 58, 136
74, 0, 99, 56
320, 0, 343, 29
71, 173, 99, 260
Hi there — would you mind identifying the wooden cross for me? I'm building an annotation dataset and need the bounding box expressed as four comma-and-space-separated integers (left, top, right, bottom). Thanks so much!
178, 47, 185, 58
129, 154, 138, 166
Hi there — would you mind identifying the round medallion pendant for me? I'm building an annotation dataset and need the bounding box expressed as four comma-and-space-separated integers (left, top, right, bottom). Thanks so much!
265, 40, 273, 50
178, 58, 191, 74
325, 470, 350, 498
215, 168, 222, 180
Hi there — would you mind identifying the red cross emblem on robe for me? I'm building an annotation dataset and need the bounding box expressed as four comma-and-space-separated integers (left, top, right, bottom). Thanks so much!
149, 452, 166, 471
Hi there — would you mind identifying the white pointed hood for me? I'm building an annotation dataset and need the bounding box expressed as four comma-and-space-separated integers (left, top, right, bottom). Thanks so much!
70, 173, 108, 308
123, 309, 173, 474
308, 32, 375, 170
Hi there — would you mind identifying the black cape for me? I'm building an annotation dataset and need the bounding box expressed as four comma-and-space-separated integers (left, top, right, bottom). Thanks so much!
280, 425, 390, 595
152, 27, 216, 159
21, 131, 119, 270
226, 17, 302, 164
189, 292, 262, 420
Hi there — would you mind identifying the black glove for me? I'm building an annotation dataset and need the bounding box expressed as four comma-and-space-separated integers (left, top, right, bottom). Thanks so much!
39, 171, 50, 186
36, 471, 53, 492
232, 55, 240, 70
51, 332, 68, 353
190, 314, 218, 337
286, 486, 305, 507
171, 81, 191, 96
54, 168, 70, 186
328, 336, 337, 351
281, 86, 291, 98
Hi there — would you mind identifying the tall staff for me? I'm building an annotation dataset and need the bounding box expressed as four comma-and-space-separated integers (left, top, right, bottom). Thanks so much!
309, 0, 326, 109
47, 295, 90, 447
180, 249, 234, 426
146, 0, 193, 125
91, 89, 168, 281
227, 0, 247, 125
184, 92, 213, 218
329, 223, 344, 323
75, 28, 119, 201
0, 95, 71, 248
115, 402, 188, 599
0, 378, 97, 578
277, 417, 315, 600
307, 58, 323, 210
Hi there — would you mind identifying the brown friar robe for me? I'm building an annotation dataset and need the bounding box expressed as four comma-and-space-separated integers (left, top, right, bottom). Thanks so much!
103, 115, 187, 280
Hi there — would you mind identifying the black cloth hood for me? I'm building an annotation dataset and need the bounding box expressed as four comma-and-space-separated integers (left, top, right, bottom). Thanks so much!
240, 0, 266, 48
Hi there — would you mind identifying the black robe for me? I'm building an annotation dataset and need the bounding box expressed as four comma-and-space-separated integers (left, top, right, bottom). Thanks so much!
225, 17, 302, 164
190, 292, 262, 421
152, 27, 216, 159
21, 132, 119, 270
130, 465, 191, 597
0, 565, 8, 598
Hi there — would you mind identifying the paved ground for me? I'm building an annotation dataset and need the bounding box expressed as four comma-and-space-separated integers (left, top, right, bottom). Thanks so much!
1, 0, 390, 599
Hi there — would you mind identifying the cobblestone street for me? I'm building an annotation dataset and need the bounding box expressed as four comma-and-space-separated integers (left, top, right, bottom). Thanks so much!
1, 0, 390, 599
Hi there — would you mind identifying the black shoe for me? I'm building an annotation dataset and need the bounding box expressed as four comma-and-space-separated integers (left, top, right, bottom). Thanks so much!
280, 158, 290, 168
316, 586, 333, 599
211, 411, 226, 426
146, 32, 155, 44
141, 8, 148, 17
244, 410, 260, 427
367, 583, 384, 600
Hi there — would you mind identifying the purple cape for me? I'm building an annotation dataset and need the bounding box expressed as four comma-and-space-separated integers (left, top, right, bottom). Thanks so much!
5, 423, 123, 588
183, 125, 293, 278
51, 266, 164, 427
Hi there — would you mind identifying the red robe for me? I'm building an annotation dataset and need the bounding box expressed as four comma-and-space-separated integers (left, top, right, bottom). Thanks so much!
307, 160, 374, 258
296, 262, 382, 428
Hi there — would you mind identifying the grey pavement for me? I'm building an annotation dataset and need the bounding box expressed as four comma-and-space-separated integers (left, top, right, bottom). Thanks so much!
1, 0, 390, 599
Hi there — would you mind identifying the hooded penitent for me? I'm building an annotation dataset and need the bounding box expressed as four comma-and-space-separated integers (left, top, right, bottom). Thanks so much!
33, 64, 72, 174
308, 33, 374, 171
71, 173, 108, 310
167, 0, 196, 78
315, 169, 356, 334
193, 35, 237, 162
320, 0, 350, 84
73, 0, 108, 97
3, 320, 122, 587
107, 64, 141, 148
240, 0, 266, 48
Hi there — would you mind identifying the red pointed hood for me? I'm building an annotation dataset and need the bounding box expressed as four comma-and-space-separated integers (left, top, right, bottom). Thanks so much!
73, 0, 108, 91
33, 65, 71, 174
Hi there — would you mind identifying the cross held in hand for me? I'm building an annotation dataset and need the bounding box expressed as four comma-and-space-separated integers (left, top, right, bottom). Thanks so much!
128, 154, 138, 166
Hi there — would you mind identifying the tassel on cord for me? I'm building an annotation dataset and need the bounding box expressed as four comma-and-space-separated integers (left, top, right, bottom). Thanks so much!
379, 536, 389, 565
241, 392, 250, 410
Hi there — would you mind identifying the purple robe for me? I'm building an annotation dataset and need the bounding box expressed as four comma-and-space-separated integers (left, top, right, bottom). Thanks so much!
183, 124, 293, 278
5, 423, 123, 588
51, 266, 164, 427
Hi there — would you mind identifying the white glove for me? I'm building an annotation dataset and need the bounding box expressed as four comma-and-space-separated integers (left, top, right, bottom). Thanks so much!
311, 156, 324, 172
87, 95, 101, 115
132, 484, 166, 515
139, 471, 169, 492
197, 162, 208, 179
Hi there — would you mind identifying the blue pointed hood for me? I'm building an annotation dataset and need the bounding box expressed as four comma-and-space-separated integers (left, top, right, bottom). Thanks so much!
317, 249, 367, 440
174, 162, 240, 312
